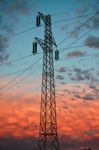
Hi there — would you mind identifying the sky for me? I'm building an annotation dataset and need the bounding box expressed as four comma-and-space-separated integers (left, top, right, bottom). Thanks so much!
0, 0, 99, 150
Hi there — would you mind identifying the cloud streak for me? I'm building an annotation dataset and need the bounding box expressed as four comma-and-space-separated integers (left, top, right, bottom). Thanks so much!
0, 0, 35, 63
85, 35, 99, 49
67, 50, 86, 58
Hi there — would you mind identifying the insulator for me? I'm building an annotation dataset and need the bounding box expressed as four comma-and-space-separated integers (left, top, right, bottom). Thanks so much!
36, 15, 40, 27
55, 50, 59, 61
32, 42, 37, 55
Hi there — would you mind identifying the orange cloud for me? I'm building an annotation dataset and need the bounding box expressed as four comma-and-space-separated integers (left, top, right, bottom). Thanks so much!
0, 81, 99, 142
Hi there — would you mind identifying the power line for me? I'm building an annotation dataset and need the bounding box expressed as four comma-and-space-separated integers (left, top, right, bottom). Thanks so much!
6, 3, 99, 30
3, 27, 37, 39
0, 40, 99, 67
57, 53, 99, 62
2, 1, 99, 31
0, 64, 42, 78
0, 22, 98, 79
0, 57, 42, 91
57, 12, 98, 46
1, 45, 99, 79
53, 12, 98, 24
59, 42, 99, 51
0, 54, 33, 65
0, 66, 41, 94
60, 23, 99, 53
0, 12, 98, 69
2, 11, 99, 40
0, 12, 99, 92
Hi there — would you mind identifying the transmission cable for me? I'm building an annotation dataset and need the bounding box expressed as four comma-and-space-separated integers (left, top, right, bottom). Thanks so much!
0, 54, 33, 65
57, 12, 98, 46
0, 40, 99, 67
0, 11, 98, 69
0, 57, 42, 91
59, 23, 99, 53
0, 64, 41, 78
56, 53, 99, 62
0, 66, 41, 94
2, 11, 99, 40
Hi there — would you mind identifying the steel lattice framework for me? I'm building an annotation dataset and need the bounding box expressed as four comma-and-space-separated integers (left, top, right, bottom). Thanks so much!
34, 12, 60, 150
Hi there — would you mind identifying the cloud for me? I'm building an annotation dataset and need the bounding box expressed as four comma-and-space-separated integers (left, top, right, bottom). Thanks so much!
71, 12, 99, 38
69, 68, 92, 82
0, 52, 9, 63
67, 50, 86, 58
56, 75, 64, 80
91, 13, 99, 29
84, 12, 99, 30
60, 24, 69, 31
75, 5, 89, 16
0, 35, 9, 63
0, 82, 99, 150
0, 0, 35, 63
83, 94, 95, 100
85, 35, 99, 49
57, 67, 67, 73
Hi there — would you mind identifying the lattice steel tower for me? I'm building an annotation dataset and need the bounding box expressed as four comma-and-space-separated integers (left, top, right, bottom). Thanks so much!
32, 12, 60, 150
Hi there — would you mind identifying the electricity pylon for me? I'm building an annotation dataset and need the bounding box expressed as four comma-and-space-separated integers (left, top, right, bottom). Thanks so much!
33, 12, 60, 150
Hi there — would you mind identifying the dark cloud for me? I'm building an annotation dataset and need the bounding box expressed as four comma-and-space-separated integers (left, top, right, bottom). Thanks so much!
0, 35, 9, 63
74, 94, 82, 99
60, 82, 66, 85
89, 85, 99, 99
56, 75, 64, 80
91, 12, 99, 29
97, 70, 99, 76
60, 24, 69, 32
93, 2, 99, 12
0, 0, 35, 63
0, 53, 9, 63
70, 68, 92, 82
85, 35, 99, 49
67, 50, 86, 58
71, 12, 99, 38
57, 67, 67, 73
75, 5, 89, 16
83, 94, 95, 100
71, 20, 85, 38
63, 89, 71, 94
84, 12, 99, 30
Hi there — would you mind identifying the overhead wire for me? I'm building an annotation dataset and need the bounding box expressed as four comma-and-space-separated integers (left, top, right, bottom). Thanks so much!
0, 49, 99, 79
59, 41, 99, 51
0, 57, 42, 91
56, 53, 99, 62
0, 14, 98, 90
0, 11, 98, 67
59, 28, 99, 54
6, 2, 99, 31
0, 65, 41, 94
1, 10, 99, 93
0, 64, 41, 78
2, 11, 99, 40
0, 40, 99, 67
0, 54, 33, 65
57, 12, 99, 46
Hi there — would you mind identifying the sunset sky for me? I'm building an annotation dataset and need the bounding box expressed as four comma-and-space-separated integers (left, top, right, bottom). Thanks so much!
0, 0, 99, 150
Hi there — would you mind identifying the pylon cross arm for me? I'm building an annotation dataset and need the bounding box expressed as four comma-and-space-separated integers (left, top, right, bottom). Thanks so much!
35, 37, 45, 50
